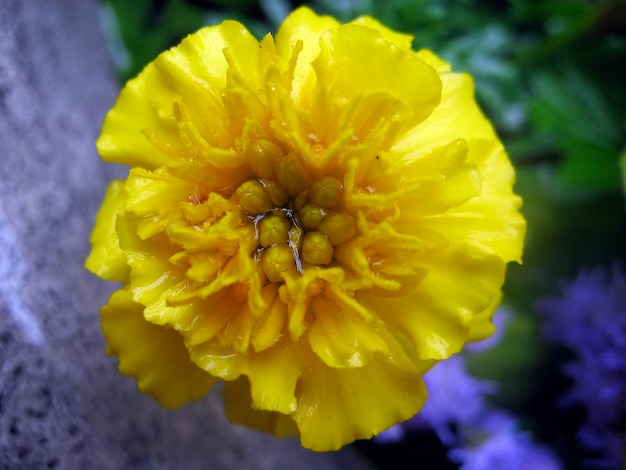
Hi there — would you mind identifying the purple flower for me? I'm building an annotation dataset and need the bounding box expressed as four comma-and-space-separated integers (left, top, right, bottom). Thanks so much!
538, 265, 626, 469
450, 412, 561, 470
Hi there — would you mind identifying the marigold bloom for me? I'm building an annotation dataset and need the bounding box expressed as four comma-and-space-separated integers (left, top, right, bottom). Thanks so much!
86, 7, 525, 451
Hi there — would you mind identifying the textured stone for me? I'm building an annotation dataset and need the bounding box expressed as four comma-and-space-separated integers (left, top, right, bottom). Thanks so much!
0, 1, 372, 468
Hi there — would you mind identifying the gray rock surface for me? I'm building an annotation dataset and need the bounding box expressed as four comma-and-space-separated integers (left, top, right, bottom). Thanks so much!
0, 1, 373, 468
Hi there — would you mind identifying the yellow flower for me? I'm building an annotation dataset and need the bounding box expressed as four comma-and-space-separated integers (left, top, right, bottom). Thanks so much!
86, 7, 525, 451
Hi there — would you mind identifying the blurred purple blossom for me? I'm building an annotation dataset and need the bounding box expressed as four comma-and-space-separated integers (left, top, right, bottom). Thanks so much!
537, 265, 626, 469
450, 412, 560, 470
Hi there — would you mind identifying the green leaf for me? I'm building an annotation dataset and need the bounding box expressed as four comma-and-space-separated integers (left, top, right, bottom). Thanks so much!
620, 148, 626, 198
530, 65, 623, 193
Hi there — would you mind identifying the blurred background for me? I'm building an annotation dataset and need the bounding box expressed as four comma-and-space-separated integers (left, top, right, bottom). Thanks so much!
98, 0, 626, 468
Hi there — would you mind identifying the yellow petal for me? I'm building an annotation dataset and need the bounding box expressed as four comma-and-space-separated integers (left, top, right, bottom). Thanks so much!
214, 293, 256, 353
164, 283, 267, 354
392, 72, 496, 156
341, 92, 412, 146
361, 249, 505, 359
97, 20, 260, 169
415, 49, 452, 73
223, 377, 300, 438
390, 70, 526, 262
294, 345, 427, 451
396, 138, 481, 216
161, 20, 259, 90
188, 340, 246, 381
174, 290, 240, 346
251, 284, 287, 352
151, 22, 262, 155
125, 168, 198, 239
349, 16, 414, 50
115, 215, 184, 307
418, 140, 526, 262
312, 24, 442, 134
308, 285, 388, 368
274, 7, 340, 99
97, 61, 182, 169
245, 341, 301, 414
466, 290, 502, 342
85, 180, 129, 281
189, 323, 300, 415
151, 21, 258, 102
165, 213, 250, 254
101, 288, 216, 409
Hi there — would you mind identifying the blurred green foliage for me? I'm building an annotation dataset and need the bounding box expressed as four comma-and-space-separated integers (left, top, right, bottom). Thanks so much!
99, 0, 626, 466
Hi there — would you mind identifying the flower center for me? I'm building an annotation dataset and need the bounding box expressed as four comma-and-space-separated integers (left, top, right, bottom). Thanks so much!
235, 173, 356, 282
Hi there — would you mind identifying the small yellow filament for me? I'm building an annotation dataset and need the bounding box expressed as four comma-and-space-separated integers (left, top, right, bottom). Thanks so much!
302, 231, 334, 265
236, 180, 274, 215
